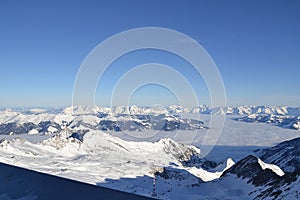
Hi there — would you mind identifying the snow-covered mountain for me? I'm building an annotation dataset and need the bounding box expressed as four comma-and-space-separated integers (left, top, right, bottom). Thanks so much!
2, 105, 300, 117
0, 128, 237, 199
0, 112, 206, 135
1, 116, 300, 199
222, 155, 283, 186
1, 105, 300, 135
216, 136, 300, 199
204, 105, 300, 116
152, 135, 300, 199
237, 114, 300, 130
64, 105, 300, 116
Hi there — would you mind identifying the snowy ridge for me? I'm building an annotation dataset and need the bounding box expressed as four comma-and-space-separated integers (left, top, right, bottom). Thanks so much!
186, 158, 235, 182
237, 114, 300, 130
257, 136, 300, 173
257, 158, 285, 176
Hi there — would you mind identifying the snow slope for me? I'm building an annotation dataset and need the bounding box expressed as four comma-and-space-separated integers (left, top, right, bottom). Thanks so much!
0, 162, 151, 200
0, 129, 233, 198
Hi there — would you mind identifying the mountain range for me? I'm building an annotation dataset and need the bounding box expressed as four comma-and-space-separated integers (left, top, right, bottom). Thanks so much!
0, 105, 300, 199
0, 105, 299, 136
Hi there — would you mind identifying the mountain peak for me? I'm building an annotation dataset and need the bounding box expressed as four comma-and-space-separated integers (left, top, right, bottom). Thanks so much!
222, 155, 281, 186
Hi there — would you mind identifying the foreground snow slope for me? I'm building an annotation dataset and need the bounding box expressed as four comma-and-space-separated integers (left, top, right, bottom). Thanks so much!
0, 162, 152, 200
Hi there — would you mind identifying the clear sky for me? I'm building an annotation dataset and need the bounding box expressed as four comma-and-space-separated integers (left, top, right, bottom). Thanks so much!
0, 0, 299, 107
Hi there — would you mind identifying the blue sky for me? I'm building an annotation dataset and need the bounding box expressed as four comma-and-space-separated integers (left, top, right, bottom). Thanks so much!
0, 0, 299, 107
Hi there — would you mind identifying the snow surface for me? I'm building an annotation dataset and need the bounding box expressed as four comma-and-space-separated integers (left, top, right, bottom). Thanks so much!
186, 158, 235, 182
28, 129, 39, 135
257, 158, 285, 176
0, 162, 151, 200
1, 106, 300, 199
